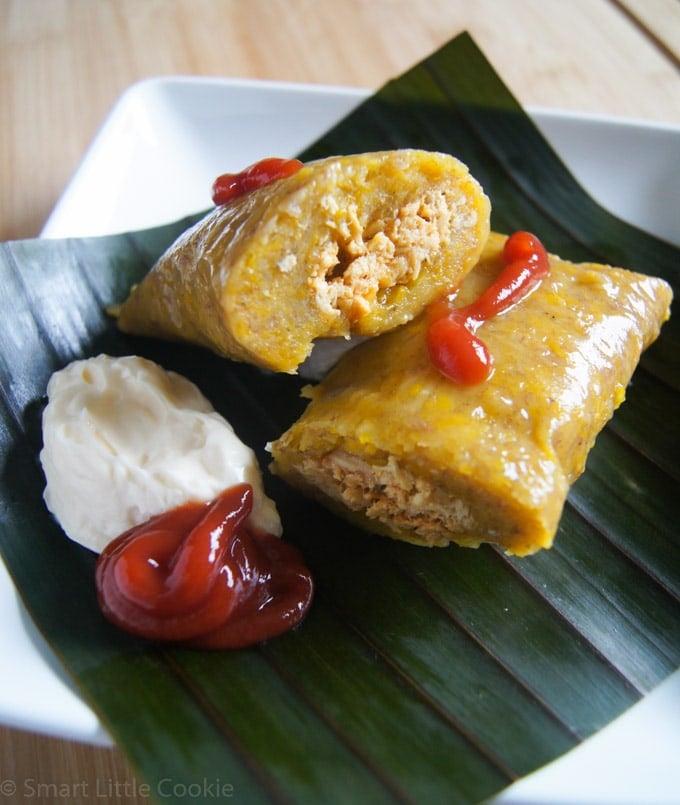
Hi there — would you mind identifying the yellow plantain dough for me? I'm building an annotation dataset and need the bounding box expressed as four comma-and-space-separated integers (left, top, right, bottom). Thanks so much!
116, 150, 490, 373
269, 233, 673, 555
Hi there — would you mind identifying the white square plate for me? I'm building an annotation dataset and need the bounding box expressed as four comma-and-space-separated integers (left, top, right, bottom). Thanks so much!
3, 76, 678, 802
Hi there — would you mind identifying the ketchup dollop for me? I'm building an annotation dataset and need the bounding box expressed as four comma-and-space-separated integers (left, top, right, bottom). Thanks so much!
427, 231, 550, 384
212, 157, 304, 206
95, 484, 313, 649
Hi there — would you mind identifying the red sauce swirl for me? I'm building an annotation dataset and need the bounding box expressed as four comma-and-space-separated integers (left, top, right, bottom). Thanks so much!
427, 231, 550, 384
212, 157, 304, 206
95, 484, 313, 649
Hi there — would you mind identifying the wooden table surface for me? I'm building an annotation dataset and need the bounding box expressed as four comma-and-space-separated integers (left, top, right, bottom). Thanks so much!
1, 0, 678, 801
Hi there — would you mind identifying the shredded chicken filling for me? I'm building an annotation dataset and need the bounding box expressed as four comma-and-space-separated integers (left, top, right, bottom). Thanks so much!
307, 189, 461, 322
299, 449, 478, 545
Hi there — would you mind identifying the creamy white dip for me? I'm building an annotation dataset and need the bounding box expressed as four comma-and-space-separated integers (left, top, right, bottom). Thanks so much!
40, 354, 282, 553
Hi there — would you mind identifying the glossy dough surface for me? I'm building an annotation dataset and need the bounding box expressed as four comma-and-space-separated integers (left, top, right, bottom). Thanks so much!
270, 233, 672, 555
117, 150, 490, 373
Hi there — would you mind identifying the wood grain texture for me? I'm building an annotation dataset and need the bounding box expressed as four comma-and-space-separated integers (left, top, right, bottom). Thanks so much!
615, 0, 680, 66
1, 0, 679, 241
1, 0, 678, 797
0, 726, 147, 805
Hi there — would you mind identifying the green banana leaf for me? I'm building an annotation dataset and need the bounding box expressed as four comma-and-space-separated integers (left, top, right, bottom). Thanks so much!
1, 31, 678, 804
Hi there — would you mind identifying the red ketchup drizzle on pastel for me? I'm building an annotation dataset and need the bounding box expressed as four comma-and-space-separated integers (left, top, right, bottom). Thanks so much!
212, 157, 304, 206
427, 231, 550, 384
95, 484, 313, 649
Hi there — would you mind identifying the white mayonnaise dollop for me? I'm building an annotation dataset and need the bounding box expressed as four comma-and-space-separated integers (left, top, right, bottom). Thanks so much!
40, 354, 282, 553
